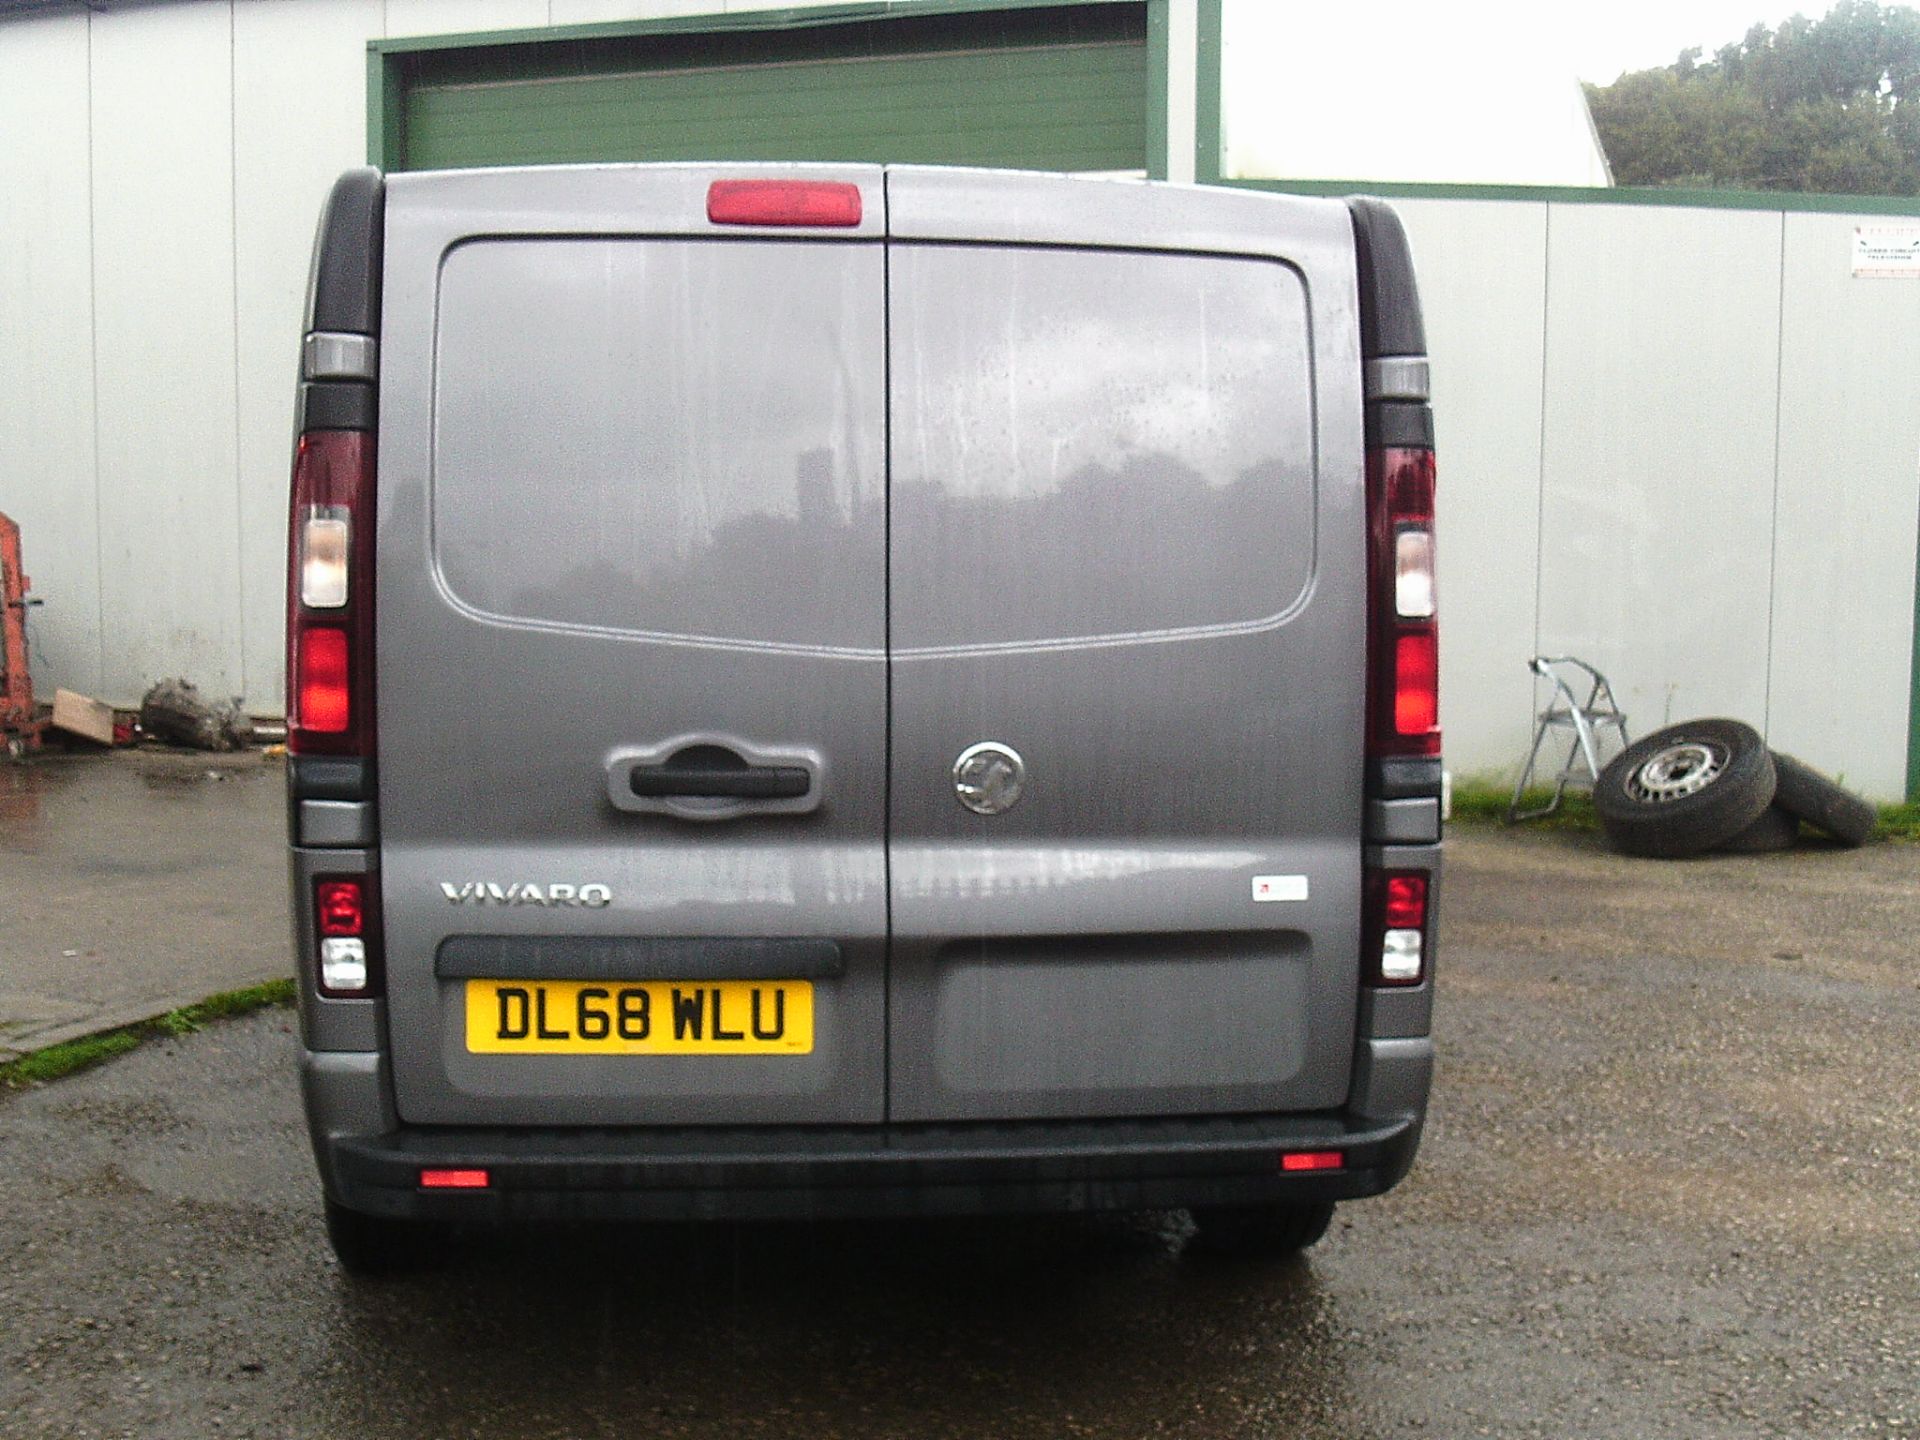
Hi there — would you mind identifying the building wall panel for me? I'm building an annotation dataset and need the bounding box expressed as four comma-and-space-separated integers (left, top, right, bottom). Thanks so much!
1768, 212, 1920, 797
382, 0, 552, 40
0, 11, 100, 700
89, 0, 243, 703
549, 1, 737, 20
1394, 198, 1548, 782
234, 0, 383, 712
1537, 205, 1782, 739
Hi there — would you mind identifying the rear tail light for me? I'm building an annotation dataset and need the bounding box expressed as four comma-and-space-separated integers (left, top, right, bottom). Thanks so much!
1365, 869, 1429, 986
287, 430, 375, 756
1366, 447, 1439, 758
707, 179, 863, 228
313, 874, 382, 998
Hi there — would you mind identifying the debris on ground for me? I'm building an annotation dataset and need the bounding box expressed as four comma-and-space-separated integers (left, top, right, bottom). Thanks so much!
1592, 717, 1876, 858
137, 679, 253, 753
50, 688, 115, 746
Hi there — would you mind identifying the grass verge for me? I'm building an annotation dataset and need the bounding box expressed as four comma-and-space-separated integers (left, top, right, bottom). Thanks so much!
1449, 780, 1600, 831
1451, 779, 1920, 841
0, 978, 295, 1090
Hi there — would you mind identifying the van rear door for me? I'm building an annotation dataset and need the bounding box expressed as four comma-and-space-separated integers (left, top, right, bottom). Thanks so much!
883, 170, 1367, 1122
377, 166, 889, 1127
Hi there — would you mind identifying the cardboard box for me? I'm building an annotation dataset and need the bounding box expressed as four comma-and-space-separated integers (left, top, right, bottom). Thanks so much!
51, 688, 115, 745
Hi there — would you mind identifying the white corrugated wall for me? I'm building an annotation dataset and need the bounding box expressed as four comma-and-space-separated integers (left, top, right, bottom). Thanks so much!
1401, 197, 1920, 798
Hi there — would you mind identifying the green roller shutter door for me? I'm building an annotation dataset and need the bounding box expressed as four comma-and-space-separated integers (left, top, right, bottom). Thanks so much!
391, 6, 1150, 174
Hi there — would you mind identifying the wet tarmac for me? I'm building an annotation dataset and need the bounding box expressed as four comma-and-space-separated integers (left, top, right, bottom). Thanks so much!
0, 750, 286, 1058
0, 816, 1916, 1437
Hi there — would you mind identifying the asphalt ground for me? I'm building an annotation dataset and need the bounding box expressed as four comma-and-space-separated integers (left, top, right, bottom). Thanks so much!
0, 784, 1915, 1438
0, 750, 284, 1060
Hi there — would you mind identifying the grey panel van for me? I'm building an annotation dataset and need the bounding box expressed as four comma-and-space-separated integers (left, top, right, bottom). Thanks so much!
287, 164, 1441, 1274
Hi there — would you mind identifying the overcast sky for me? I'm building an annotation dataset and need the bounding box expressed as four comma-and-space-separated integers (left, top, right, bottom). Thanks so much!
1553, 0, 1809, 82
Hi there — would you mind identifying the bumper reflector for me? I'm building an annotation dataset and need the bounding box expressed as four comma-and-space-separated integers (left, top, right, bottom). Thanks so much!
1280, 1150, 1345, 1173
419, 1168, 490, 1190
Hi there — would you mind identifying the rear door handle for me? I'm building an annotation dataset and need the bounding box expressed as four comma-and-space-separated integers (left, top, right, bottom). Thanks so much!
628, 764, 810, 800
605, 737, 824, 820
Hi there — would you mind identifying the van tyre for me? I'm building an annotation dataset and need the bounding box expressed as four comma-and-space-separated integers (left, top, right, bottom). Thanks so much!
324, 1198, 450, 1278
1187, 1200, 1336, 1258
1594, 719, 1775, 859
1770, 752, 1877, 847
1716, 803, 1801, 854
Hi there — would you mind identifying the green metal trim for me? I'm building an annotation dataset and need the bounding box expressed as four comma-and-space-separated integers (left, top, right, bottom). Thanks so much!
1145, 0, 1167, 180
1192, 0, 1222, 184
368, 0, 1136, 56
1219, 175, 1920, 217
365, 48, 404, 169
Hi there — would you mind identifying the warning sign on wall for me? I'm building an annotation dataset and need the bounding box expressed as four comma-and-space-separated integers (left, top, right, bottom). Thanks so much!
1852, 225, 1920, 277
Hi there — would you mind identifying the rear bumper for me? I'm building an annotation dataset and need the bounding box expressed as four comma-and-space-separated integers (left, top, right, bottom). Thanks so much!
312, 1086, 1425, 1224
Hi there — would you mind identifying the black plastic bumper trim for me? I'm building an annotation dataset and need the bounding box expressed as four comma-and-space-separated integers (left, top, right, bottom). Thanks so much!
1348, 196, 1427, 359
1369, 756, 1444, 801
290, 755, 372, 801
298, 379, 377, 432
435, 935, 846, 981
1366, 400, 1434, 450
327, 1112, 1421, 1222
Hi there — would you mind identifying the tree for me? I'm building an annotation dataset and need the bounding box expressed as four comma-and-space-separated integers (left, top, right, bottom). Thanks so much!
1587, 0, 1920, 194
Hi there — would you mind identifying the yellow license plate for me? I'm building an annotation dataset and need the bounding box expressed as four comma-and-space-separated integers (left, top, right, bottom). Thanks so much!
465, 979, 813, 1055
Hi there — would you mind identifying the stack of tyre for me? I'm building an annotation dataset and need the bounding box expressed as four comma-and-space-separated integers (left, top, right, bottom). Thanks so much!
1593, 720, 1878, 858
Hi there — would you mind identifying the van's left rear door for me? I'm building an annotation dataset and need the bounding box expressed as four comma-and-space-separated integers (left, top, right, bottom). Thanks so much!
376, 166, 889, 1127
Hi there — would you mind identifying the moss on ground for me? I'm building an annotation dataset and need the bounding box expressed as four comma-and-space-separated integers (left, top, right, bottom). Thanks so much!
0, 978, 295, 1089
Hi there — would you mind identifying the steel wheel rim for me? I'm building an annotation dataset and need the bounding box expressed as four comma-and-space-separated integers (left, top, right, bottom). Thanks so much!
1625, 740, 1728, 804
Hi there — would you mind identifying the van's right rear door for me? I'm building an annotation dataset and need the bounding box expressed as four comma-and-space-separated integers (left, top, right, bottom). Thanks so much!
883, 169, 1369, 1123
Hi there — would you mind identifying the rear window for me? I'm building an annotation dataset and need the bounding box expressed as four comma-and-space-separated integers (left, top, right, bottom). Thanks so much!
889, 243, 1317, 652
430, 237, 885, 652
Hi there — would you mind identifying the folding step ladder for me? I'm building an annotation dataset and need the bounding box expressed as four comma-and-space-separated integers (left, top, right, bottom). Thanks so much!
1507, 656, 1630, 821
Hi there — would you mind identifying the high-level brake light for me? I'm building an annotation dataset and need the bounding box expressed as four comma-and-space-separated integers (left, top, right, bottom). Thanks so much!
707, 180, 863, 228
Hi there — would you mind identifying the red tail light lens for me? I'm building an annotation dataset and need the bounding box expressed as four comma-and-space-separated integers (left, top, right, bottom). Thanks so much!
1382, 873, 1427, 928
315, 879, 363, 936
1367, 447, 1440, 758
298, 627, 350, 733
1394, 632, 1439, 735
287, 430, 375, 756
707, 180, 863, 228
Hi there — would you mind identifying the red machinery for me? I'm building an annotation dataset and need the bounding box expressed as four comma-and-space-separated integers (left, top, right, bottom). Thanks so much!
0, 512, 44, 756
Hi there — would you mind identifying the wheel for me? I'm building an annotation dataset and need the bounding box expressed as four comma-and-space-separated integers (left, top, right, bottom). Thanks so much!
324, 1197, 450, 1278
1716, 803, 1800, 854
1770, 752, 1877, 847
1593, 719, 1775, 859
1187, 1200, 1335, 1258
